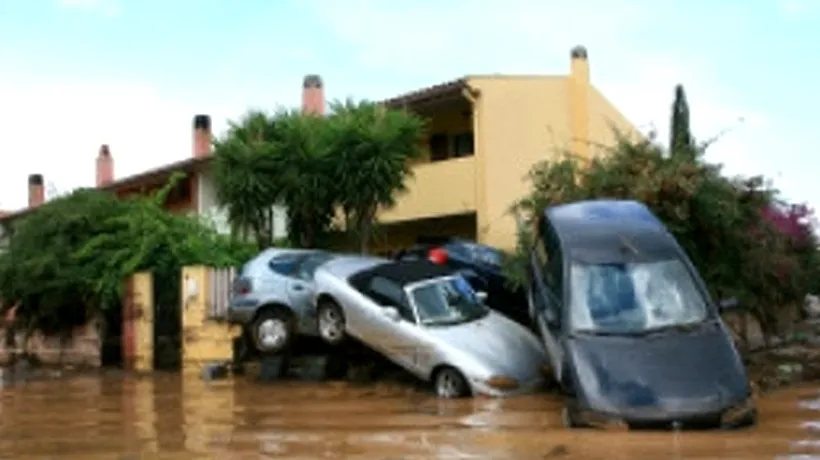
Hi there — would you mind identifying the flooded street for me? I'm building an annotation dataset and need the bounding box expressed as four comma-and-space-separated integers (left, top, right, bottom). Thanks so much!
1, 372, 820, 459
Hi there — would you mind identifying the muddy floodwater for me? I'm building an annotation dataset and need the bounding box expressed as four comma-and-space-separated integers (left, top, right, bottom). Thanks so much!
1, 372, 820, 459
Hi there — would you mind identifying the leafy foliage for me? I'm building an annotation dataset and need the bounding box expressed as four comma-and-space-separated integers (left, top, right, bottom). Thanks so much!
510, 87, 818, 341
212, 100, 426, 251
326, 100, 426, 252
0, 174, 255, 335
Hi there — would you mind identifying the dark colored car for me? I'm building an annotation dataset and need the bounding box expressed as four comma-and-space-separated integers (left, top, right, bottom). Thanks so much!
394, 238, 529, 326
525, 200, 756, 429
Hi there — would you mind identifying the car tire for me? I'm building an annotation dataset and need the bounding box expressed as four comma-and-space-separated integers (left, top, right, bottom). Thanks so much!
433, 367, 470, 399
317, 299, 347, 346
725, 408, 758, 429
249, 309, 293, 356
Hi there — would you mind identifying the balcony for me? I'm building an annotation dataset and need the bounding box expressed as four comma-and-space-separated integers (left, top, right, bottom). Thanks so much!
380, 156, 477, 223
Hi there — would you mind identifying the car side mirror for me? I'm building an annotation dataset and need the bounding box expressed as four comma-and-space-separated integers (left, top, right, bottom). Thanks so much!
382, 306, 401, 321
475, 291, 488, 304
544, 307, 559, 325
719, 297, 740, 311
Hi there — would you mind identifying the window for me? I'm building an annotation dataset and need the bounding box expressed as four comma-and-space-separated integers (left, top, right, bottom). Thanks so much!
268, 254, 304, 277
452, 132, 474, 157
428, 134, 449, 162
166, 179, 191, 203
294, 252, 334, 281
538, 219, 563, 295
368, 276, 415, 322
408, 276, 488, 326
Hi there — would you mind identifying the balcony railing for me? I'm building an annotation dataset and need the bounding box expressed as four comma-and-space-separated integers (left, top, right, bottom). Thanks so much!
380, 156, 477, 223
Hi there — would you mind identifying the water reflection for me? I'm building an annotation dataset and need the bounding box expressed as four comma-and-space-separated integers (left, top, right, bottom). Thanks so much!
0, 371, 819, 459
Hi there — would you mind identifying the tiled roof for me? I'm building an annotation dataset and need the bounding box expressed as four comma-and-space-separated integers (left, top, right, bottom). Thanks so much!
382, 78, 468, 108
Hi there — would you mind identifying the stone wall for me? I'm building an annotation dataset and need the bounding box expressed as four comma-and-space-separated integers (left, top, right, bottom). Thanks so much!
0, 320, 102, 367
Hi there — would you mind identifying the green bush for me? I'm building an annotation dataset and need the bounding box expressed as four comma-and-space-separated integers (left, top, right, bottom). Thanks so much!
0, 173, 255, 336
508, 131, 818, 342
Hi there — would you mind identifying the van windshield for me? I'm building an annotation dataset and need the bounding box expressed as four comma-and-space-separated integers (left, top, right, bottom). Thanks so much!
568, 258, 710, 334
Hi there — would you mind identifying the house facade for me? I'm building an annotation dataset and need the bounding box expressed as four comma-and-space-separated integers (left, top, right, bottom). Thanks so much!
372, 45, 639, 253
0, 45, 638, 255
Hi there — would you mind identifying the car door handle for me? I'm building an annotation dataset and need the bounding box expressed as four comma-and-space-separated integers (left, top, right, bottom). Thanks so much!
292, 283, 305, 292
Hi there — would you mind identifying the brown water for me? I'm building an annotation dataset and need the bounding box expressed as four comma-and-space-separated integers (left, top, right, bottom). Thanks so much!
1, 372, 819, 460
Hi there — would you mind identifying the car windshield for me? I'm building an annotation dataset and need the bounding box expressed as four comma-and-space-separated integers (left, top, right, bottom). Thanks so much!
569, 258, 709, 334
408, 275, 489, 326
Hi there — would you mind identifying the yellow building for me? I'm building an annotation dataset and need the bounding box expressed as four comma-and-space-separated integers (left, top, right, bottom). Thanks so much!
373, 46, 639, 254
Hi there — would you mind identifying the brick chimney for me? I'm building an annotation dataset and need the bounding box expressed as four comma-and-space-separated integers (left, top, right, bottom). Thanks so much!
28, 174, 44, 208
301, 75, 325, 116
569, 45, 591, 161
193, 114, 212, 158
96, 144, 114, 187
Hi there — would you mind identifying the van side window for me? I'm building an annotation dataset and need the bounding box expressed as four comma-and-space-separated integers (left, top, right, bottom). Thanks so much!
537, 219, 563, 299
535, 219, 563, 300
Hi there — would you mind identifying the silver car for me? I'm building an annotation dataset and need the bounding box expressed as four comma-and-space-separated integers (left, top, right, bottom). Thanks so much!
313, 257, 549, 398
227, 248, 337, 354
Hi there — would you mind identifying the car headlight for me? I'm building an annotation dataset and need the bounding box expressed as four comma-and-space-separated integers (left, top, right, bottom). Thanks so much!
486, 376, 520, 390
721, 397, 756, 426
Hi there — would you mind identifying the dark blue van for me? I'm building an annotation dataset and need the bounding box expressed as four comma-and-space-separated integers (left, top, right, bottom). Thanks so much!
527, 200, 755, 429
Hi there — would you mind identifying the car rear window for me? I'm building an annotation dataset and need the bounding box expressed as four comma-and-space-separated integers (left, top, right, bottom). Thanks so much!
268, 254, 303, 276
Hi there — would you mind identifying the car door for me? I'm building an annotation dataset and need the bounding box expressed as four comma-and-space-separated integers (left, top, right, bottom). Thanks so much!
530, 219, 566, 382
288, 252, 334, 335
357, 276, 418, 370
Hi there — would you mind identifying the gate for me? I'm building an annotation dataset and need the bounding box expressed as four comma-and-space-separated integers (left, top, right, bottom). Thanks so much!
153, 268, 182, 371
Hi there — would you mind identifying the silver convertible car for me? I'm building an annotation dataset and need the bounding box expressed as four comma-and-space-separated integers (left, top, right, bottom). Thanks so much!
312, 257, 549, 398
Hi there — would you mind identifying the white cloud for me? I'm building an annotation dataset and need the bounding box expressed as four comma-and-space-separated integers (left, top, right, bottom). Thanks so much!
0, 76, 231, 211
302, 0, 806, 204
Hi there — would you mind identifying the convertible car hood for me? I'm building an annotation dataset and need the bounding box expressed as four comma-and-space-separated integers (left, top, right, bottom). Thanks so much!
424, 312, 547, 380
568, 321, 749, 418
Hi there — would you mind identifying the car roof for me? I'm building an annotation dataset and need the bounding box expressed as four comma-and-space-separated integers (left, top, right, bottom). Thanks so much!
319, 255, 389, 279
350, 260, 455, 289
544, 200, 678, 262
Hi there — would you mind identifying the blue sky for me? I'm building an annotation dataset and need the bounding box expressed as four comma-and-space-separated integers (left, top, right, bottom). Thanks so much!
0, 0, 817, 211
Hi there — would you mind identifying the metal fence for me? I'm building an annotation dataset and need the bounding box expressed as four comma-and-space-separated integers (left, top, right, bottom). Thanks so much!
207, 267, 236, 320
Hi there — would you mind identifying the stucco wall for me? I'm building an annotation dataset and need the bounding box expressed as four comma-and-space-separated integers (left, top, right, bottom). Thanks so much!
469, 76, 638, 251
197, 168, 288, 240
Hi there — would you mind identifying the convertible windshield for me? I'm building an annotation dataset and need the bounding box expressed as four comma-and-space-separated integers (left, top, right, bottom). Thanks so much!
569, 258, 709, 334
408, 276, 489, 326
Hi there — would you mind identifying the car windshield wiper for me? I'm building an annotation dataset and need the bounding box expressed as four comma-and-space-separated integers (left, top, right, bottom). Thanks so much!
572, 329, 649, 337
642, 320, 711, 336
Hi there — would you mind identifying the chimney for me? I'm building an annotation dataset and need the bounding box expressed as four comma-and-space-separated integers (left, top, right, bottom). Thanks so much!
193, 114, 212, 158
96, 144, 114, 187
569, 45, 591, 161
301, 74, 325, 116
28, 174, 44, 208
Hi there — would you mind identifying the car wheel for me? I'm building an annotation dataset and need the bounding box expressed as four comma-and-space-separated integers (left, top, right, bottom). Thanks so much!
317, 299, 346, 346
433, 367, 470, 398
250, 309, 293, 355
726, 408, 758, 429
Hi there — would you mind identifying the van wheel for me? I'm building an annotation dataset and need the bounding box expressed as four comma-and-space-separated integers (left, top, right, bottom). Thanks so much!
250, 309, 293, 355
317, 299, 346, 345
433, 367, 470, 398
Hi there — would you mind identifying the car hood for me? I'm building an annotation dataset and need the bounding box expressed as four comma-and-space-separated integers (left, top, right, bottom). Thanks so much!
424, 312, 547, 381
568, 321, 749, 418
